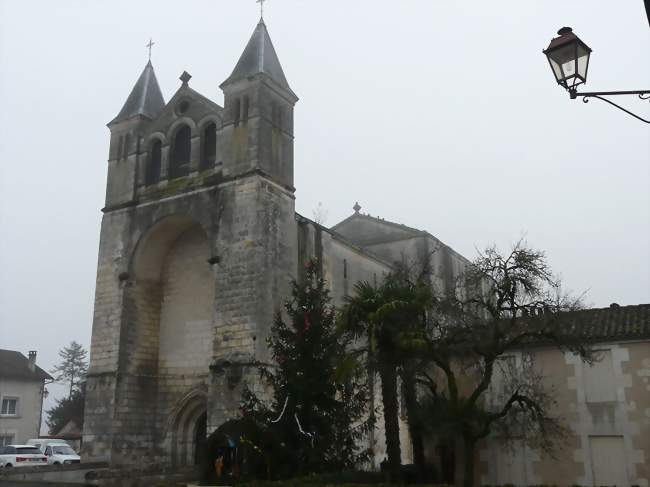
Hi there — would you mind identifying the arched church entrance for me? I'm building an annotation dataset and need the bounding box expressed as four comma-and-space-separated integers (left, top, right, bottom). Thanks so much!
194, 412, 207, 466
169, 392, 208, 467
126, 215, 215, 466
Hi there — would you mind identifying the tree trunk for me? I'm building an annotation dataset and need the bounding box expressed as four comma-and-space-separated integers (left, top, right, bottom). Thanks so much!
378, 360, 401, 473
402, 370, 425, 467
461, 436, 476, 487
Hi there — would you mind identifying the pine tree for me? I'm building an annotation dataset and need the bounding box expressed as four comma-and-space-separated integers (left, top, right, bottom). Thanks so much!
50, 341, 88, 399
46, 382, 86, 435
242, 260, 372, 477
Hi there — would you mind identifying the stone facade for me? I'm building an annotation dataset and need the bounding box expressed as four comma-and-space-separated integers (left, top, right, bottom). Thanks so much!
82, 18, 470, 469
82, 17, 649, 483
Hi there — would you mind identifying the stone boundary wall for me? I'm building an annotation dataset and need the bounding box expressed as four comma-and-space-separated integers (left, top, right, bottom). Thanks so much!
0, 463, 197, 487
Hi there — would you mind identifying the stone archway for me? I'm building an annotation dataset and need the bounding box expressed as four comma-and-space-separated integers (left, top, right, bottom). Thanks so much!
120, 215, 215, 466
125, 214, 215, 380
169, 391, 208, 468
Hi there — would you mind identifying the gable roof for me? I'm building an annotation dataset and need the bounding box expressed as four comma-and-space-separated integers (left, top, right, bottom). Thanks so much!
331, 212, 424, 247
110, 60, 165, 125
0, 350, 52, 382
332, 212, 424, 239
221, 20, 294, 95
146, 84, 223, 136
331, 210, 472, 267
564, 304, 650, 342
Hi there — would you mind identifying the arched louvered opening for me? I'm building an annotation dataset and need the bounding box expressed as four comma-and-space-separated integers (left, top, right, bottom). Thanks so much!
200, 123, 217, 170
170, 125, 191, 179
146, 139, 162, 185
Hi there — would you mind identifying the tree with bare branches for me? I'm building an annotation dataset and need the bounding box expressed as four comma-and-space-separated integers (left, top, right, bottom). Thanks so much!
415, 240, 594, 487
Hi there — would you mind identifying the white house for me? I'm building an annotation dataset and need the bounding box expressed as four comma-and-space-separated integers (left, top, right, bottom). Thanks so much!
0, 350, 52, 445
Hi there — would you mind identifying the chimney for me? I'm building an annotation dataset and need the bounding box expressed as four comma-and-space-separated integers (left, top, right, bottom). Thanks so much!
28, 351, 37, 372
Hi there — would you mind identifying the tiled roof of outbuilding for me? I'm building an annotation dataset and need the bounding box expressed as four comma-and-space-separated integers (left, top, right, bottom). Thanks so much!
564, 304, 650, 342
0, 349, 52, 382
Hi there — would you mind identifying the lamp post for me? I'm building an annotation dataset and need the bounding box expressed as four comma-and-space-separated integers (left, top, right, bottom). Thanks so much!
543, 27, 650, 123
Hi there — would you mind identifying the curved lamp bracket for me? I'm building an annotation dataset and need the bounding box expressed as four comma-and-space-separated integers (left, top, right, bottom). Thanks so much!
569, 89, 650, 124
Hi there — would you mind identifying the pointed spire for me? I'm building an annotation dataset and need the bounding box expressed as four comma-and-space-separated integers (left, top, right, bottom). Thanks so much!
110, 61, 165, 125
221, 19, 293, 94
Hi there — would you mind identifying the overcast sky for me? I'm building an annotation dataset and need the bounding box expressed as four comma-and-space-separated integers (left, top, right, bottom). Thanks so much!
1, 0, 648, 420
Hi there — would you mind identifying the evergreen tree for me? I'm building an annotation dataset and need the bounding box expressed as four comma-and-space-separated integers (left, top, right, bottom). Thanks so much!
242, 260, 372, 477
46, 382, 86, 435
50, 341, 88, 399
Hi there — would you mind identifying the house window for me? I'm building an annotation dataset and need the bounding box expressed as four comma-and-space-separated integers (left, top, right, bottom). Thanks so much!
583, 349, 616, 403
1, 398, 18, 415
170, 125, 191, 179
0, 435, 14, 446
146, 139, 162, 185
589, 436, 628, 486
491, 355, 516, 404
200, 123, 217, 170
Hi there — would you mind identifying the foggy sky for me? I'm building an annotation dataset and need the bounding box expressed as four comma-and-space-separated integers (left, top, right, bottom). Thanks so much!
1, 0, 648, 419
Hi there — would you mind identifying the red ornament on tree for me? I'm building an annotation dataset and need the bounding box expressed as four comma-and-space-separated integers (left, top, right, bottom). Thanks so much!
303, 312, 311, 332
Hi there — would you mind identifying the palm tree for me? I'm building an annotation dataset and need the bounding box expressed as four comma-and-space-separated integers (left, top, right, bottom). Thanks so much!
340, 269, 432, 475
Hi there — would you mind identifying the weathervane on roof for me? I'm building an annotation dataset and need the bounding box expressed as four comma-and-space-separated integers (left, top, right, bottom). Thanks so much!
257, 0, 266, 19
146, 38, 155, 61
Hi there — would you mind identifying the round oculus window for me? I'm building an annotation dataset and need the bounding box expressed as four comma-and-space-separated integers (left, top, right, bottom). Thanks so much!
177, 100, 190, 114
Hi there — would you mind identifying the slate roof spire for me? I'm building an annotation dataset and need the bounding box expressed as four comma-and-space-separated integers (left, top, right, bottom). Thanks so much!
221, 19, 293, 94
110, 60, 165, 125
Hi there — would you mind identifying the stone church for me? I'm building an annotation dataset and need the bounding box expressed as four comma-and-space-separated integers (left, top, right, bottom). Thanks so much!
82, 18, 468, 468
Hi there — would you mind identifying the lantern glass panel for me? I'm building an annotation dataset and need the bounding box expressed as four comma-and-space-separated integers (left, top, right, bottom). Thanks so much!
549, 43, 578, 82
576, 43, 590, 80
549, 57, 563, 82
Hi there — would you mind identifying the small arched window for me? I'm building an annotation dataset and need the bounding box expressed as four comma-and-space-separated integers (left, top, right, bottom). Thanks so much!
123, 133, 130, 160
170, 125, 191, 179
241, 96, 249, 123
146, 139, 162, 185
201, 123, 217, 170
233, 98, 241, 127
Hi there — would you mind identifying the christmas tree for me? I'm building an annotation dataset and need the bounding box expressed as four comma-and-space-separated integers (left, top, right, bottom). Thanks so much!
242, 260, 372, 477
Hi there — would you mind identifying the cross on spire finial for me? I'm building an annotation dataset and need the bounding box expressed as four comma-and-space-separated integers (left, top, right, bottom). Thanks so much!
257, 0, 266, 19
146, 38, 155, 61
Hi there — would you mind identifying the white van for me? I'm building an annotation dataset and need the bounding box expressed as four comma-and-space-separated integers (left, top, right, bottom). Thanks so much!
26, 439, 81, 465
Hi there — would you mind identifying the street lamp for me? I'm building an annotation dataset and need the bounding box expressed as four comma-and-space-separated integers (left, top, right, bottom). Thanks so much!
543, 27, 650, 123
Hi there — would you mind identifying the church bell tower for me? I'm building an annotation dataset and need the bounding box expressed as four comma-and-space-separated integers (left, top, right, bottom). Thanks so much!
82, 17, 299, 467
219, 19, 298, 190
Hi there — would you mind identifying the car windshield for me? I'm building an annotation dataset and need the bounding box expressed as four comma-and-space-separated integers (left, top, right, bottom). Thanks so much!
52, 446, 76, 455
16, 447, 42, 455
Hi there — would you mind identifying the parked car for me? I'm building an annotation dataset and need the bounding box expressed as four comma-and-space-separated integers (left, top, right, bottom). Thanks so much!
43, 443, 81, 465
0, 445, 48, 468
26, 439, 80, 465
26, 438, 69, 451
